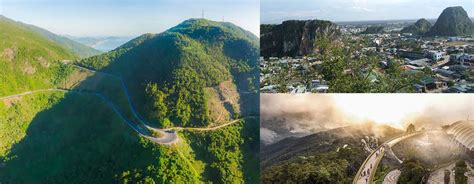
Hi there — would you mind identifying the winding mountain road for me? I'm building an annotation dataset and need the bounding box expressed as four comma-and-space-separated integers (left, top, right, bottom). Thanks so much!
1, 64, 252, 145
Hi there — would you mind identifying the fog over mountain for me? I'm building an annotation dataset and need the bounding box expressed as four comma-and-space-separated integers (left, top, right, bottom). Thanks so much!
261, 94, 474, 145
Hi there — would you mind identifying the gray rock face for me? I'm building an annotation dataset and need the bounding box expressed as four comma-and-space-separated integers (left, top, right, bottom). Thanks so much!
426, 6, 474, 36
260, 20, 340, 57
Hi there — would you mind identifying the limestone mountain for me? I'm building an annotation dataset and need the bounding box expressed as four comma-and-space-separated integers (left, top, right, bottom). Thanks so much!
401, 18, 432, 35
426, 6, 474, 36
260, 20, 341, 57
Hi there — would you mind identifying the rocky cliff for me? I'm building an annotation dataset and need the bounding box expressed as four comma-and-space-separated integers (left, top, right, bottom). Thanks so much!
426, 6, 474, 36
260, 20, 340, 57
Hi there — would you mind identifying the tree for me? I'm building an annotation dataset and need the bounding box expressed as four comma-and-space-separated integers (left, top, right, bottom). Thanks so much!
146, 83, 170, 128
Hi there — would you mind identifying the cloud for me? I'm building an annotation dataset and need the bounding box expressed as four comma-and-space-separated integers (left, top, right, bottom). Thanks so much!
260, 128, 278, 145
260, 94, 351, 144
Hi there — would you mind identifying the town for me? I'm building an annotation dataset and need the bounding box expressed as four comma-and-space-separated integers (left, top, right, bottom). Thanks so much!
260, 26, 474, 93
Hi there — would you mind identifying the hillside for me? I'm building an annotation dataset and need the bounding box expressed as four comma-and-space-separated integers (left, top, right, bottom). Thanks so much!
0, 18, 259, 183
401, 18, 432, 35
0, 16, 77, 96
260, 123, 402, 183
260, 19, 341, 57
78, 18, 260, 128
426, 6, 474, 36
22, 24, 102, 58
0, 15, 101, 58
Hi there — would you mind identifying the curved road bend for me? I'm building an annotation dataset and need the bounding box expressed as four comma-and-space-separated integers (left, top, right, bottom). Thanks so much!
426, 162, 455, 184
382, 169, 401, 184
0, 89, 177, 144
73, 64, 258, 141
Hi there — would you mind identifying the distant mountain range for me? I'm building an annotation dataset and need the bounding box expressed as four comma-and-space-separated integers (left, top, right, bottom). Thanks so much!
65, 36, 134, 52
0, 16, 101, 58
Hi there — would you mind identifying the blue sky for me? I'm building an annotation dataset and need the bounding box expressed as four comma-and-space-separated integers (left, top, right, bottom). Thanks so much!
261, 0, 474, 23
0, 0, 259, 37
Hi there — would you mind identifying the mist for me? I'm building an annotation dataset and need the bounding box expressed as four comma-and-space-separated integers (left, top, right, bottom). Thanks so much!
261, 94, 474, 145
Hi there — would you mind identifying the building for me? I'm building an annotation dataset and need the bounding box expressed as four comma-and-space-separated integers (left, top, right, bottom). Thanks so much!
398, 50, 425, 60
444, 121, 474, 165
427, 51, 444, 61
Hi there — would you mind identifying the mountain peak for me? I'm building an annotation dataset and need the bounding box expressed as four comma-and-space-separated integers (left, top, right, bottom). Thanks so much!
426, 6, 474, 36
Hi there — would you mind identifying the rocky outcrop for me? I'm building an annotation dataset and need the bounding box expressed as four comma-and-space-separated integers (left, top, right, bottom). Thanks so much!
426, 6, 474, 36
401, 18, 432, 35
260, 20, 340, 57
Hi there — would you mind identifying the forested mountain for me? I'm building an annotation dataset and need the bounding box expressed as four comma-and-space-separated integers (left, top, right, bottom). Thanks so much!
426, 6, 474, 36
79, 18, 259, 128
0, 16, 77, 96
0, 16, 101, 58
0, 18, 259, 183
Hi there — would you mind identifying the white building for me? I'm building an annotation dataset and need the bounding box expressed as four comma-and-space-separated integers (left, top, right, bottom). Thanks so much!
427, 51, 444, 61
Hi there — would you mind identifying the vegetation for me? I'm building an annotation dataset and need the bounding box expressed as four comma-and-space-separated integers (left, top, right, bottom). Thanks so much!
0, 16, 77, 96
78, 18, 258, 128
401, 19, 432, 35
373, 164, 392, 184
318, 37, 417, 92
426, 6, 474, 36
183, 118, 259, 183
397, 159, 429, 184
261, 146, 366, 184
454, 160, 468, 184
1, 18, 258, 183
0, 92, 207, 183
21, 21, 102, 58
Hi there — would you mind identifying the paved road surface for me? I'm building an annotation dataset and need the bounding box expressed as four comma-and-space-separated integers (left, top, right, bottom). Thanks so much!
1, 64, 252, 145
382, 169, 401, 184
427, 163, 455, 184
355, 147, 385, 184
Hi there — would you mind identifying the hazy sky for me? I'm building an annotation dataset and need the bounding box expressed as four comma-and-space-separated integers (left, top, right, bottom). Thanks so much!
0, 0, 259, 37
261, 0, 474, 24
